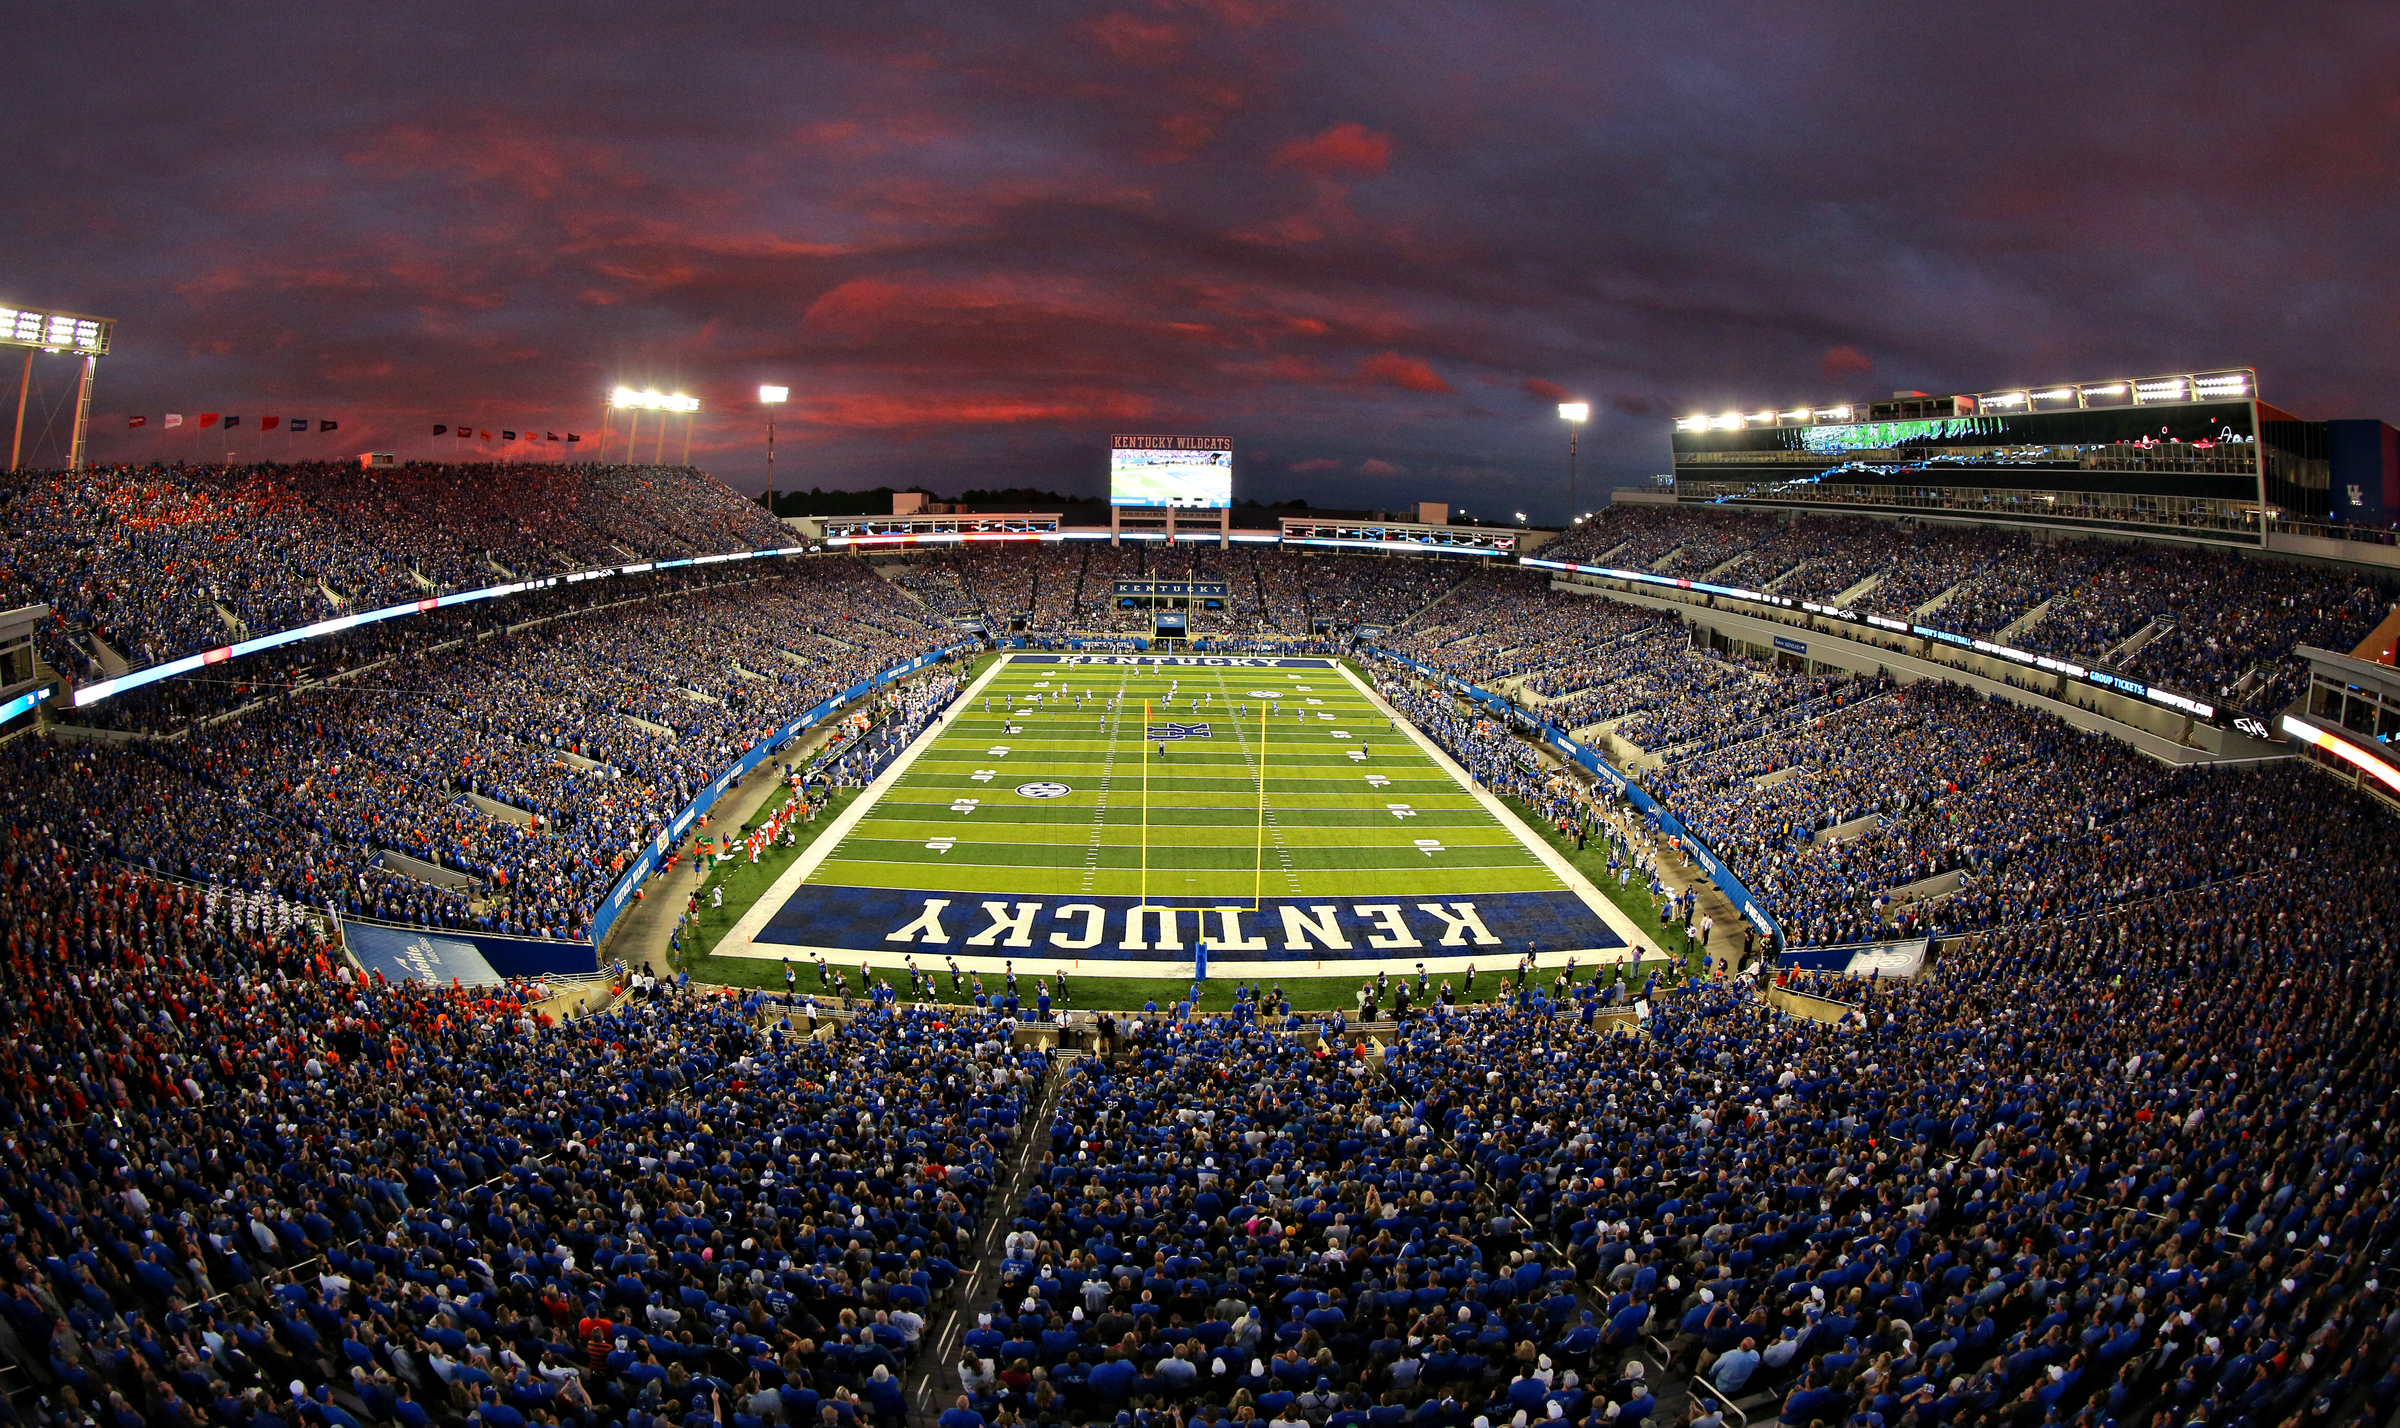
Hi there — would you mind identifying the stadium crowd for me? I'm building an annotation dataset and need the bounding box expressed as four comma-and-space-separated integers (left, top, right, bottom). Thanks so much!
0, 463, 787, 684
0, 464, 2396, 1428
6, 561, 955, 941
1533, 506, 2387, 715
0, 819, 1049, 1428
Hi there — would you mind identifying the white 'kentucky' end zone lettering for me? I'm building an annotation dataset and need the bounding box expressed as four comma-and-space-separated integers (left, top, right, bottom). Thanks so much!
874, 898, 1525, 953
884, 899, 952, 943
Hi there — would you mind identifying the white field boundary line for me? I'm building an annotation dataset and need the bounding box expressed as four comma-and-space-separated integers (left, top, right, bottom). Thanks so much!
1330, 658, 1663, 966
714, 652, 1658, 977
715, 650, 1015, 954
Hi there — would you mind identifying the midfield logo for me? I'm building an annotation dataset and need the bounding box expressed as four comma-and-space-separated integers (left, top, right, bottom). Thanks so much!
1147, 722, 1212, 740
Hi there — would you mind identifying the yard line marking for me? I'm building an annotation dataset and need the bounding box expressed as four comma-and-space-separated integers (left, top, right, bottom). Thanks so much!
1080, 669, 1129, 893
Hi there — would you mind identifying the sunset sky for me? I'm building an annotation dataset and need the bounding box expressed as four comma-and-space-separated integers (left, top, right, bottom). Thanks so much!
9, 1, 2399, 517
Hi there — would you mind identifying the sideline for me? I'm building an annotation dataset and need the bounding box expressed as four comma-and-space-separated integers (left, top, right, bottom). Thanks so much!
1331, 657, 1662, 966
713, 651, 1014, 956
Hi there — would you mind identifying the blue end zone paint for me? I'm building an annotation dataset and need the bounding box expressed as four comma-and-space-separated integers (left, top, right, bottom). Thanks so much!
751, 886, 1626, 960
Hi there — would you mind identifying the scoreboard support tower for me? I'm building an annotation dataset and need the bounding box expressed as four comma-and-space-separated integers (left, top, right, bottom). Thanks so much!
1111, 502, 1230, 548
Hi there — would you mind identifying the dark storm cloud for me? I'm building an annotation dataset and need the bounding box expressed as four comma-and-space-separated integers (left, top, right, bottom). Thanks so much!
6, 0, 2398, 517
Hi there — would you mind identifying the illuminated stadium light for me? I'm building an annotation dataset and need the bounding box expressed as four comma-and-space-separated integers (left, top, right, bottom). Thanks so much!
1557, 402, 1589, 422
759, 385, 789, 404
0, 305, 111, 355
1693, 367, 2256, 439
609, 387, 700, 413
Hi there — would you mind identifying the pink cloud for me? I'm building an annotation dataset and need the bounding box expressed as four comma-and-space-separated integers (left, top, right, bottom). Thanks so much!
1358, 458, 1404, 477
1271, 122, 1392, 178
1359, 352, 1451, 393
1822, 345, 1874, 379
1289, 457, 1342, 472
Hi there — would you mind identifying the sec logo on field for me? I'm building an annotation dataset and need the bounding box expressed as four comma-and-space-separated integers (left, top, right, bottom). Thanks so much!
1016, 782, 1072, 798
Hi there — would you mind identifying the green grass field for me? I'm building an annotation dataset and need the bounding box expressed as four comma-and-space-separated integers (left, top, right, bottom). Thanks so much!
673, 653, 1698, 1009
807, 654, 1564, 902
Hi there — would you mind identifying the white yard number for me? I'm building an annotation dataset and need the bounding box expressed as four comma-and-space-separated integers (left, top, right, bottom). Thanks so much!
951, 798, 981, 814
1413, 839, 1445, 857
1364, 774, 1391, 787
1386, 804, 1417, 819
970, 769, 997, 783
925, 837, 956, 854
988, 746, 1012, 756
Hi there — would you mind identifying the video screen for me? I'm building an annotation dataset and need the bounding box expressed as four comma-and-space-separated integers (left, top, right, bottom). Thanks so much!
1110, 442, 1232, 508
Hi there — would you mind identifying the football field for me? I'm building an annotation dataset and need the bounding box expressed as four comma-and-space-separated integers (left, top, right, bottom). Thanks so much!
715, 653, 1654, 976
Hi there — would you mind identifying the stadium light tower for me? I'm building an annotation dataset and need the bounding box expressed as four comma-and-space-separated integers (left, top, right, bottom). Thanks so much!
0, 305, 113, 473
759, 385, 788, 522
600, 387, 700, 465
1558, 402, 1589, 529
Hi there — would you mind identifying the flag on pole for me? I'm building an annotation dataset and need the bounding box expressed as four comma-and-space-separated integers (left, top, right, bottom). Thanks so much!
260, 417, 279, 431
566, 433, 579, 443
501, 430, 516, 441
546, 431, 559, 441
165, 414, 183, 428
288, 418, 307, 432
479, 429, 492, 440
433, 425, 448, 435
319, 419, 338, 432
127, 416, 147, 429
199, 414, 219, 428
224, 415, 241, 429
